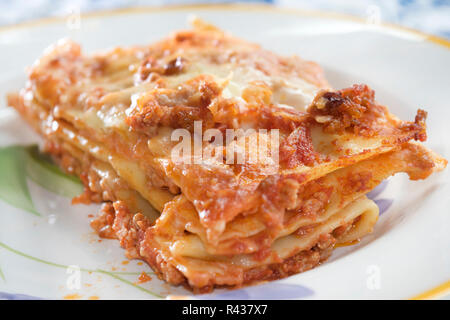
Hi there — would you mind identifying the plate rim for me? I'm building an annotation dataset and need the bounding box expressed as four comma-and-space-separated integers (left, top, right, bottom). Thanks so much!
0, 3, 448, 50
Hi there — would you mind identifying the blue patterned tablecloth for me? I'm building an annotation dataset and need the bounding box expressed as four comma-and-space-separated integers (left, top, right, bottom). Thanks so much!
0, 0, 449, 39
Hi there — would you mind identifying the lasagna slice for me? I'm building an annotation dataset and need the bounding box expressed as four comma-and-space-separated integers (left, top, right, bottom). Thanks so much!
8, 20, 447, 292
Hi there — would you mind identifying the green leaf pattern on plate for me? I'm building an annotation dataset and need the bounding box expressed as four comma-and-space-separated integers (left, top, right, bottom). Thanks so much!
0, 146, 163, 298
0, 145, 84, 215
0, 264, 5, 282
0, 146, 40, 215
25, 145, 84, 198
0, 241, 162, 298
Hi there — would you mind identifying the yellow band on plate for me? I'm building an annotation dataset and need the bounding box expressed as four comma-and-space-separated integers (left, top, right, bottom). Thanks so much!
410, 281, 450, 300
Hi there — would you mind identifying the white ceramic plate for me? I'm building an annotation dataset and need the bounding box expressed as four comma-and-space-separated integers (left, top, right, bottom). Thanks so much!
0, 4, 449, 300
